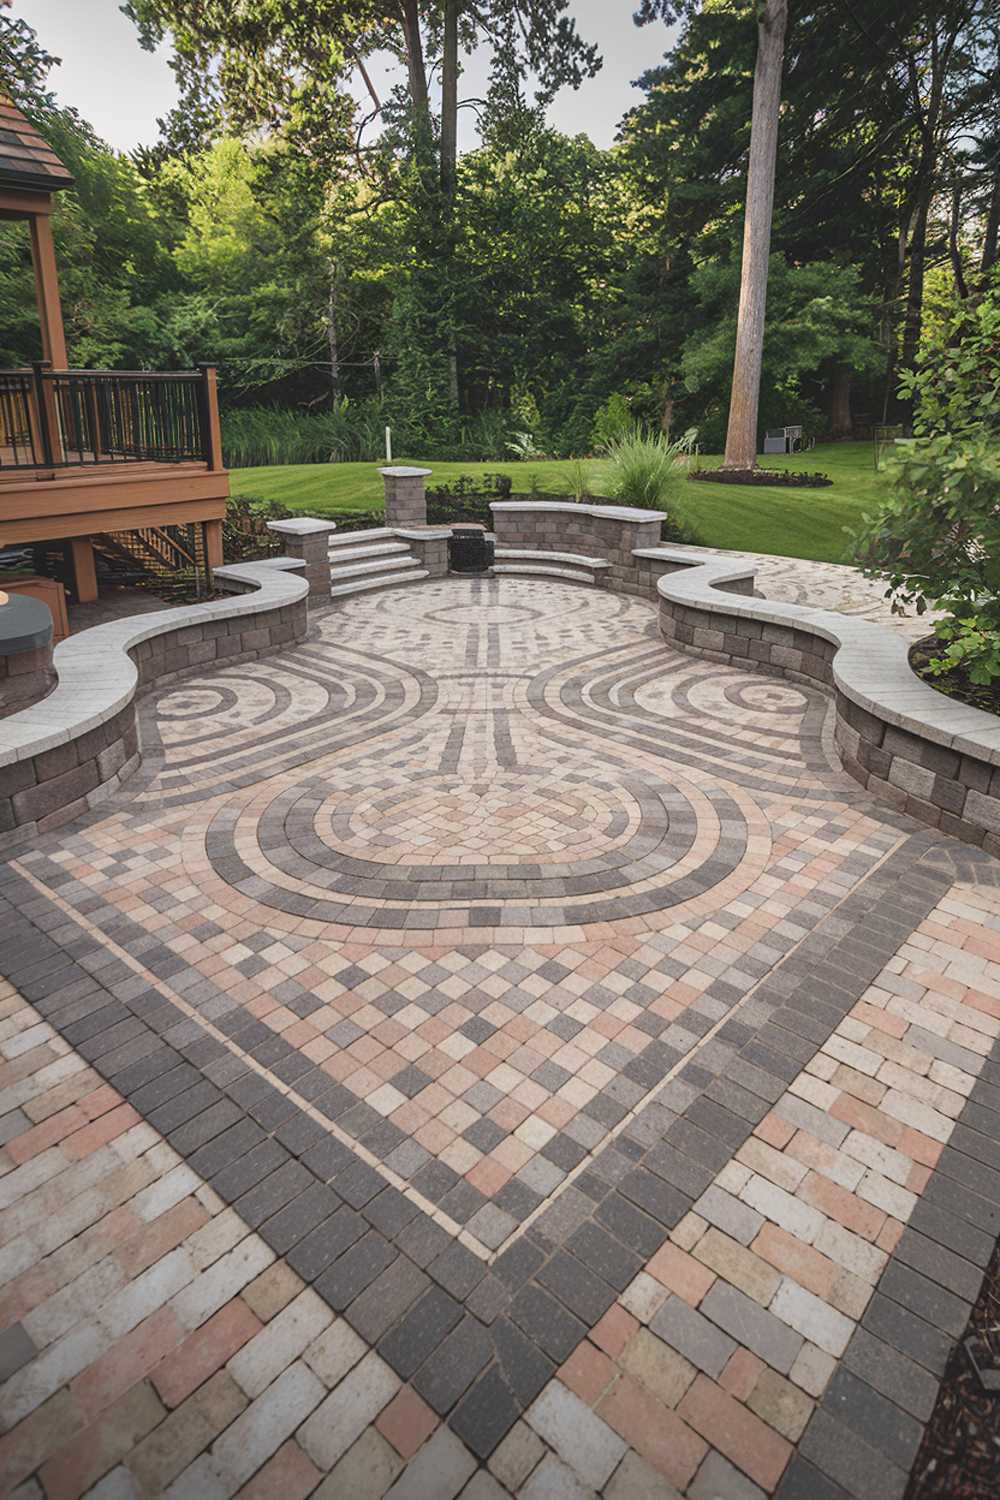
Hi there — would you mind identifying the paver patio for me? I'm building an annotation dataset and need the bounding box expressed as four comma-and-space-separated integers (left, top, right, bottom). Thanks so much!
2, 573, 999, 1499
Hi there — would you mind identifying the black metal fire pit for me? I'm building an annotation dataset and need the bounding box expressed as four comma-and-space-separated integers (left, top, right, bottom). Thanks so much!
448, 526, 495, 574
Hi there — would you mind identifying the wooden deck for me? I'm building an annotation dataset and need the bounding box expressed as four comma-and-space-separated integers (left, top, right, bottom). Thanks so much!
0, 459, 229, 546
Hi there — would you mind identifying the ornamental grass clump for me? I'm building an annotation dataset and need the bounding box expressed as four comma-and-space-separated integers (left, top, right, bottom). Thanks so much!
604, 426, 698, 512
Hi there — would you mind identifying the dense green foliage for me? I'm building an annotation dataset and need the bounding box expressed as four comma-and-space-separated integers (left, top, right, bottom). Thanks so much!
855, 274, 1000, 684
2, 3, 997, 463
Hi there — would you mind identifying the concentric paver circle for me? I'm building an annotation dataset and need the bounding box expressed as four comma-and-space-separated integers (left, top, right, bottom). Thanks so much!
2, 575, 999, 1499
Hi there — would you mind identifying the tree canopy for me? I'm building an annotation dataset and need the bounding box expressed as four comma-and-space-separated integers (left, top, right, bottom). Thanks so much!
1, 1, 996, 458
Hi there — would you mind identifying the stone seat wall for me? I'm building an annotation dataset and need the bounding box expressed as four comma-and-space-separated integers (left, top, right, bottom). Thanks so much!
0, 560, 309, 847
488, 501, 1000, 854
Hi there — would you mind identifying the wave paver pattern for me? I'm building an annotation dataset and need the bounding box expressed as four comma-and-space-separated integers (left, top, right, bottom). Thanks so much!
1, 575, 999, 1500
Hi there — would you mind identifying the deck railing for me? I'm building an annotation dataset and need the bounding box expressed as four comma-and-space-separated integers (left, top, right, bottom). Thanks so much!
0, 363, 220, 471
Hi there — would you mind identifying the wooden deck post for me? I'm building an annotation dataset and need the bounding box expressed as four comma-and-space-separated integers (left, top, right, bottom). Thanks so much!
31, 360, 63, 472
28, 213, 68, 370
204, 519, 224, 570
197, 365, 224, 471
69, 537, 98, 604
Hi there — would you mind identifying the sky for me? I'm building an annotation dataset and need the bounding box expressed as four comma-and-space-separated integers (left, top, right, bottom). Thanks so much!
13, 0, 678, 154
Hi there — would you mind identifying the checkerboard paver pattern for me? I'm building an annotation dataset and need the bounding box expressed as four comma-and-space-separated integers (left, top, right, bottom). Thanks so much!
1, 575, 999, 1499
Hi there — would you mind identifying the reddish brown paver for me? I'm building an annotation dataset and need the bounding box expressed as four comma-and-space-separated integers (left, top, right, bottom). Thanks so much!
1, 577, 998, 1498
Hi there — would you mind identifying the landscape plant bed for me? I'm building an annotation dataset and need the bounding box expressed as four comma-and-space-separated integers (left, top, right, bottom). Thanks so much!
688, 466, 832, 487
910, 636, 1000, 718
905, 1236, 1000, 1499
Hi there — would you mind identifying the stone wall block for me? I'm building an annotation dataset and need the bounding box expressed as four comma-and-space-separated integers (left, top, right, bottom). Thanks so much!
887, 757, 936, 800
964, 788, 1000, 835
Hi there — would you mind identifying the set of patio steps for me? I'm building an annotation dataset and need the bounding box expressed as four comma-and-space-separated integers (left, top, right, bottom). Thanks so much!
328, 527, 428, 598
492, 547, 610, 586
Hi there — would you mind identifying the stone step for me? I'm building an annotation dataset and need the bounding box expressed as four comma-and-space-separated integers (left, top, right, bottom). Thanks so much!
492, 563, 596, 585
328, 541, 410, 563
329, 555, 422, 581
328, 526, 394, 548
330, 568, 430, 598
494, 547, 610, 571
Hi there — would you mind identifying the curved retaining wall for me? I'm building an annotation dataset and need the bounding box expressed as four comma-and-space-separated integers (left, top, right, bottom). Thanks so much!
488, 501, 1000, 853
653, 549, 1000, 856
0, 560, 309, 846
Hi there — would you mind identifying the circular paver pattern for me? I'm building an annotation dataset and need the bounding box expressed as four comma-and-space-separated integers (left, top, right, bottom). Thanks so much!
15, 576, 905, 1258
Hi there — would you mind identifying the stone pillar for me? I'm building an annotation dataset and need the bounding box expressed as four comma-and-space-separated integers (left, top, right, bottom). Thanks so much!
396, 527, 452, 578
0, 591, 56, 719
380, 467, 431, 528
265, 517, 338, 596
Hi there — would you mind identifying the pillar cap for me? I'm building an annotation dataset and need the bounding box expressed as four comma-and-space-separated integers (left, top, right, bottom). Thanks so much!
379, 466, 432, 479
265, 517, 339, 536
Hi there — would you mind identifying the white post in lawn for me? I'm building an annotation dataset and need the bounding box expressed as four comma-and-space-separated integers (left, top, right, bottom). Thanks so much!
385, 427, 393, 463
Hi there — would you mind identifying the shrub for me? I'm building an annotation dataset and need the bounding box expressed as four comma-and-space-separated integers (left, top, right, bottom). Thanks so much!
604, 426, 698, 513
223, 494, 293, 561
854, 434, 1000, 685
853, 272, 1000, 689
900, 272, 1000, 438
591, 393, 634, 454
426, 472, 512, 528
221, 401, 388, 468
567, 458, 592, 502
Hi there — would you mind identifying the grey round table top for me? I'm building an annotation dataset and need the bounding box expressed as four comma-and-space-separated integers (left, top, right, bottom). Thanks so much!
0, 590, 54, 655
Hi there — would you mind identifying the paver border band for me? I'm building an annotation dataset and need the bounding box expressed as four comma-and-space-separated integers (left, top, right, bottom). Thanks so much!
3, 829, 999, 1496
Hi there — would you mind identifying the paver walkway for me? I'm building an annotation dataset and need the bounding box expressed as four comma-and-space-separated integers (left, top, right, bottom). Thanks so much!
2, 575, 998, 1500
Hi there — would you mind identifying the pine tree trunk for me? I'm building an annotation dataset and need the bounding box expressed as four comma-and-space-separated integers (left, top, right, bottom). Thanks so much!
441, 0, 460, 408
723, 0, 788, 471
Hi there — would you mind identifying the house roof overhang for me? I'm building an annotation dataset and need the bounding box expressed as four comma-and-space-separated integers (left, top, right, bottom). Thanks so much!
0, 96, 74, 211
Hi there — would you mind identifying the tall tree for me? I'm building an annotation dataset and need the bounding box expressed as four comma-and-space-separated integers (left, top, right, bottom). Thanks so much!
636, 0, 789, 469
722, 0, 787, 468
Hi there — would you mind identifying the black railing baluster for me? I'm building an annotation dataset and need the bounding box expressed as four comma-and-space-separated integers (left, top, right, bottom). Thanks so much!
0, 368, 212, 469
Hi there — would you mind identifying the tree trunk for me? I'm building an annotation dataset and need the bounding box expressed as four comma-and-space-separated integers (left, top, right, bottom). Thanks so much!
948, 181, 968, 299
660, 392, 674, 439
399, 0, 432, 162
441, 0, 460, 407
723, 0, 788, 471
900, 182, 931, 403
327, 262, 340, 403
828, 363, 852, 438
441, 0, 459, 200
982, 172, 1000, 275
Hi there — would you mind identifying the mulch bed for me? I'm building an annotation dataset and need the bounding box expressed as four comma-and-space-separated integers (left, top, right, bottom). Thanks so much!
910, 638, 1000, 718
687, 467, 833, 487
905, 1237, 1000, 1499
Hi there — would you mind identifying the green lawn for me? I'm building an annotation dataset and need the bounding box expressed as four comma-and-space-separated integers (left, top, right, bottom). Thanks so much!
229, 441, 885, 565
